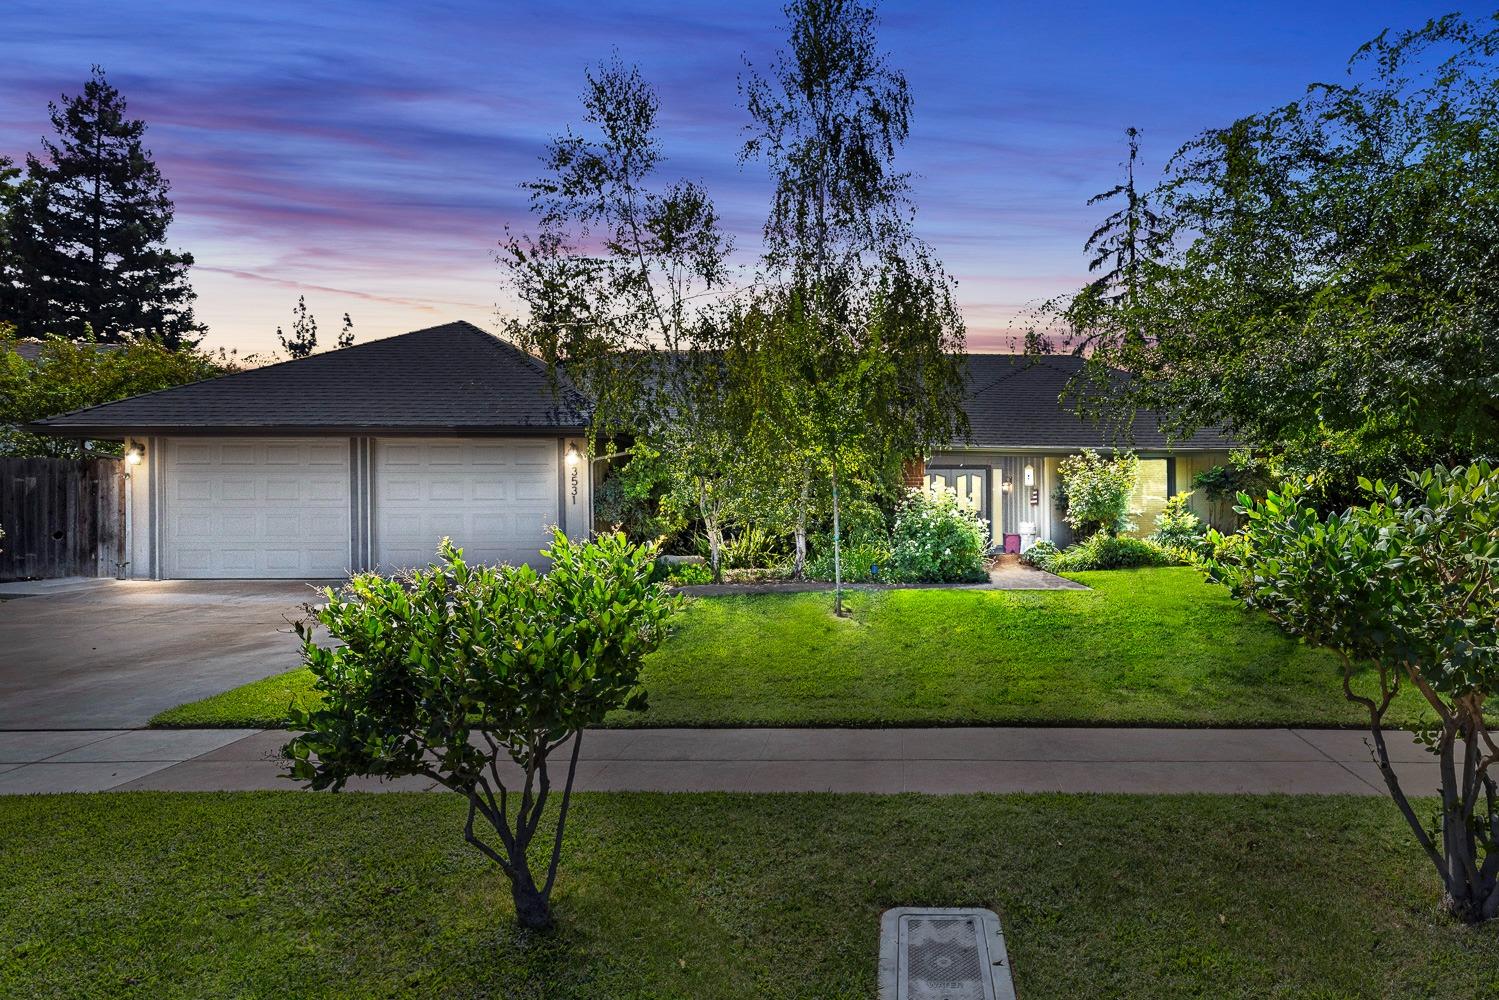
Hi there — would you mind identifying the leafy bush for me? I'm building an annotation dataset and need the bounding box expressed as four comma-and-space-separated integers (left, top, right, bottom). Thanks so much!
1057, 449, 1138, 536
1202, 464, 1499, 923
1018, 539, 1060, 571
886, 485, 990, 583
652, 560, 714, 586
808, 541, 891, 583
693, 522, 789, 569
1052, 531, 1177, 571
285, 531, 681, 931
1150, 494, 1206, 554
1192, 451, 1272, 505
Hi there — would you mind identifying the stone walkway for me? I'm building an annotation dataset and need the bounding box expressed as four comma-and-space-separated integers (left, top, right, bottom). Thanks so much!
0, 726, 1435, 796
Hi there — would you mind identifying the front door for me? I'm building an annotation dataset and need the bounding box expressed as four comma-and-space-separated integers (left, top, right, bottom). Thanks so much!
924, 467, 989, 531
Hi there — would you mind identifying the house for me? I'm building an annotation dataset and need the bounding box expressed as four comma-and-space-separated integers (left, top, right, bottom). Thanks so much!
27, 322, 1230, 579
923, 353, 1233, 549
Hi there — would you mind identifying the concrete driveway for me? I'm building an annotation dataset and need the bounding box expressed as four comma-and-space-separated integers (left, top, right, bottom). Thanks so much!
0, 579, 326, 729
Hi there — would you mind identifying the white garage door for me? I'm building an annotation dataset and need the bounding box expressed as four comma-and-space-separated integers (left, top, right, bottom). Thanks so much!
162, 438, 351, 579
374, 438, 558, 571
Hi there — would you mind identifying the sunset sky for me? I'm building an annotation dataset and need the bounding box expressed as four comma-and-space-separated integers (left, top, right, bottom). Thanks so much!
2, 1, 1443, 355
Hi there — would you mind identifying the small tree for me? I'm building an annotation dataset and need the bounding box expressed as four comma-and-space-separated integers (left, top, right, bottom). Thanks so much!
1057, 449, 1138, 537
277, 296, 318, 359
285, 532, 681, 931
1203, 464, 1499, 923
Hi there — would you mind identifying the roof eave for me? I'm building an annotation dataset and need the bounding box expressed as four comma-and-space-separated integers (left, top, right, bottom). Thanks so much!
23, 422, 590, 440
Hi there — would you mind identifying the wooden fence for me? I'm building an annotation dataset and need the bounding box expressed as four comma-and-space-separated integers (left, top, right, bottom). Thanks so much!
0, 457, 125, 581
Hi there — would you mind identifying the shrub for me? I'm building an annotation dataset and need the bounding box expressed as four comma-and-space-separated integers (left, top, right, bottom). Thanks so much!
808, 541, 891, 583
1202, 464, 1499, 923
886, 485, 990, 583
652, 560, 714, 586
1057, 449, 1138, 536
1150, 493, 1206, 554
284, 531, 681, 931
693, 523, 789, 569
1018, 539, 1060, 571
1052, 531, 1177, 572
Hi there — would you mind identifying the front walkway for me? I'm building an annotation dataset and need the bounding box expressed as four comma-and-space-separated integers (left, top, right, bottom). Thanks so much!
0, 726, 1435, 796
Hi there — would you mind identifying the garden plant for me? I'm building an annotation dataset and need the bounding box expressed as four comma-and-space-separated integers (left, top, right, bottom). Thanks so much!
285, 531, 680, 930
1203, 463, 1499, 922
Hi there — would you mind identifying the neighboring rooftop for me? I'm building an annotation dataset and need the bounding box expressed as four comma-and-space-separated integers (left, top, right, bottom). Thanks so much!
28, 321, 590, 438
5, 338, 125, 363
958, 353, 1235, 451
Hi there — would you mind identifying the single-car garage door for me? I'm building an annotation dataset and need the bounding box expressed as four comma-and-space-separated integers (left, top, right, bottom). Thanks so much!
373, 437, 558, 571
162, 437, 351, 578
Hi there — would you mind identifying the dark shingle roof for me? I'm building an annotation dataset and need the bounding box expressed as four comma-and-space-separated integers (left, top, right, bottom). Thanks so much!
30, 321, 589, 437
958, 354, 1235, 451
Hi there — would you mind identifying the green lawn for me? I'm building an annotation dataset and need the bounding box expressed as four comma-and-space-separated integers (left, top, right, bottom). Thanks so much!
152, 568, 1433, 729
2, 792, 1492, 998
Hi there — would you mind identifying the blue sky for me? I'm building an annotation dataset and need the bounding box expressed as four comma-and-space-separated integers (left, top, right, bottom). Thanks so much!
0, 1, 1453, 353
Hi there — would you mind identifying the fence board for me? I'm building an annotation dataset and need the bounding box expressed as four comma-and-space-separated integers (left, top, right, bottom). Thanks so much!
0, 457, 125, 581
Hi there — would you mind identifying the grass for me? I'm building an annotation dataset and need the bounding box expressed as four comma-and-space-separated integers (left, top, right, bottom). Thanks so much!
2, 791, 1494, 999
152, 568, 1434, 729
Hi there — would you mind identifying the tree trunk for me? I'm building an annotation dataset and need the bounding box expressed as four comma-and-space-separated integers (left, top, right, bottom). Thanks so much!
792, 468, 810, 580
830, 457, 844, 616
508, 860, 554, 931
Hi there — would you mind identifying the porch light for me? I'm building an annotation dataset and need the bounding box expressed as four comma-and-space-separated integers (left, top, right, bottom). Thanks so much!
124, 442, 144, 466
564, 442, 581, 467
1001, 480, 1012, 493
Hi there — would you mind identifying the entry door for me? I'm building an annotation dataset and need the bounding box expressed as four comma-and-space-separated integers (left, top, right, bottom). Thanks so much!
373, 438, 559, 571
924, 468, 988, 524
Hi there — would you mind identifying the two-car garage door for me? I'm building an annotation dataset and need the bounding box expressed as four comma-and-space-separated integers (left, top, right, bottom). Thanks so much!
159, 437, 560, 579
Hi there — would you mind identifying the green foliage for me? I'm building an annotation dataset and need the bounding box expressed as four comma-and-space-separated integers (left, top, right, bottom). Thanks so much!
0, 67, 202, 346
594, 444, 684, 545
807, 541, 889, 583
1150, 494, 1206, 553
693, 523, 789, 570
1051, 16, 1499, 505
1192, 451, 1272, 505
1, 330, 228, 456
1018, 539, 1060, 571
886, 485, 989, 583
1202, 463, 1499, 922
284, 531, 681, 930
1053, 531, 1177, 572
1057, 449, 1138, 536
652, 560, 713, 586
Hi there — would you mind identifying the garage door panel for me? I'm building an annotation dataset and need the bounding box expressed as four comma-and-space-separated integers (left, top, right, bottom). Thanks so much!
374, 438, 558, 571
163, 437, 350, 579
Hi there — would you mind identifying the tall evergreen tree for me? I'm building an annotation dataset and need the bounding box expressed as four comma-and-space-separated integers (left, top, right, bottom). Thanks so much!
2, 67, 203, 347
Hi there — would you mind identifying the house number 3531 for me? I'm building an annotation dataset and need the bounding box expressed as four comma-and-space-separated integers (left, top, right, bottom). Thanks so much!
570, 466, 578, 503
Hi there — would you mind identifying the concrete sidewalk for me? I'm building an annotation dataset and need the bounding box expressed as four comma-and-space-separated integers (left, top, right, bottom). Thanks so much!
0, 726, 1437, 796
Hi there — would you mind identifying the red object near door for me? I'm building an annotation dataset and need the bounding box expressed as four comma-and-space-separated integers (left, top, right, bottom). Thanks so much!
1003, 534, 1020, 554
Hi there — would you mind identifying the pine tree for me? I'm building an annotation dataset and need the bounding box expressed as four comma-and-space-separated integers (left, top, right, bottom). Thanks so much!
2, 67, 203, 347
277, 296, 318, 359
1080, 127, 1168, 322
